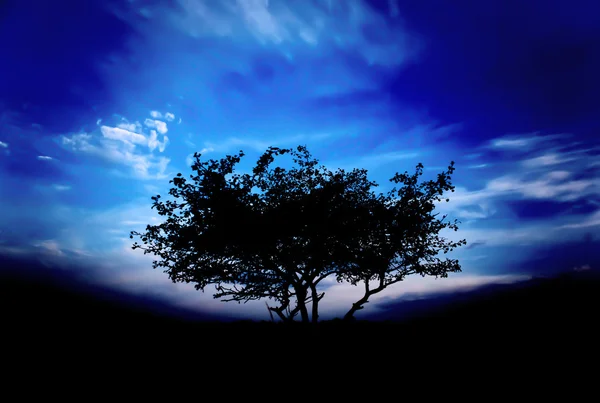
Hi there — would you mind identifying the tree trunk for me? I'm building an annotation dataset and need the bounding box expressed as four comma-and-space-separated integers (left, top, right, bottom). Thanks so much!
343, 299, 367, 321
295, 285, 310, 323
310, 284, 319, 324
343, 280, 383, 321
298, 300, 309, 323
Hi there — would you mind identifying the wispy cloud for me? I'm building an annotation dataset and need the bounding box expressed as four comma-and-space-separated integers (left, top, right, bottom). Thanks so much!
197, 131, 338, 155
0, 141, 8, 148
468, 163, 489, 169
37, 155, 53, 161
558, 210, 600, 229
33, 239, 66, 256
318, 273, 530, 318
185, 147, 215, 167
444, 133, 599, 212
487, 133, 571, 151
125, 0, 422, 67
61, 113, 172, 180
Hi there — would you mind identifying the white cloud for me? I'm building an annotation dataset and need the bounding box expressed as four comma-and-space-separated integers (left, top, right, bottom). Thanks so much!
37, 155, 53, 161
522, 153, 575, 167
0, 141, 8, 148
117, 121, 142, 133
143, 184, 161, 195
490, 138, 531, 149
101, 125, 147, 145
122, 0, 421, 67
486, 171, 595, 201
164, 112, 175, 122
33, 239, 65, 256
62, 115, 172, 180
559, 211, 600, 229
186, 147, 214, 167
319, 273, 530, 318
150, 110, 163, 119
200, 146, 214, 154
144, 119, 168, 134
147, 130, 169, 152
488, 133, 570, 151
435, 134, 600, 232
186, 154, 195, 168
449, 134, 600, 210
62, 133, 95, 152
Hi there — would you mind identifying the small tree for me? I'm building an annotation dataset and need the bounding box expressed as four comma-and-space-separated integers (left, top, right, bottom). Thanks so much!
130, 145, 466, 323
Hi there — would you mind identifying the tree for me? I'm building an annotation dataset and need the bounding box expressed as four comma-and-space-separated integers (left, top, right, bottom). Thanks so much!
130, 145, 466, 323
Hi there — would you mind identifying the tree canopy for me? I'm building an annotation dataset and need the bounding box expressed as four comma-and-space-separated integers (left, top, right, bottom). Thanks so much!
130, 145, 466, 323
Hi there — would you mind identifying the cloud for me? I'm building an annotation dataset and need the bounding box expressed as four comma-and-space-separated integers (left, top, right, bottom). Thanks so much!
149, 111, 175, 122
101, 125, 148, 146
144, 119, 168, 134
118, 0, 422, 68
116, 121, 142, 133
465, 241, 486, 250
558, 210, 600, 229
33, 239, 65, 256
487, 133, 570, 151
62, 133, 95, 152
318, 273, 530, 318
198, 131, 337, 155
37, 155, 53, 161
186, 147, 214, 167
439, 133, 600, 224
522, 153, 575, 168
573, 264, 591, 272
486, 171, 596, 201
147, 130, 169, 153
62, 114, 171, 180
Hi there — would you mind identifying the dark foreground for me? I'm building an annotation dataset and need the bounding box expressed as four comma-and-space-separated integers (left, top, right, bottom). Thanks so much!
2, 265, 599, 390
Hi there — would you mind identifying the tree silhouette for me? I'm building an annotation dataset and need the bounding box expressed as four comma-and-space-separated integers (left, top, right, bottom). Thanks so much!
130, 145, 466, 323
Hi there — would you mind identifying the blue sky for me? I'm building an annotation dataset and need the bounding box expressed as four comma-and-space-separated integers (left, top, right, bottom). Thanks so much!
1, 0, 599, 320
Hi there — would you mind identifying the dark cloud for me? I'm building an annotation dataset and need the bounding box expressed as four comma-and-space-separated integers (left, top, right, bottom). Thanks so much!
514, 237, 600, 277
465, 241, 486, 250
0, 252, 225, 322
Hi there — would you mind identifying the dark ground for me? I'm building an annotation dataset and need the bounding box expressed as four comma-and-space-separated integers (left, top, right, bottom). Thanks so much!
2, 254, 599, 390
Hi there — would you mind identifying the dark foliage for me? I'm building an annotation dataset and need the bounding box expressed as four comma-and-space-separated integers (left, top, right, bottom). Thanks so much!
130, 145, 466, 322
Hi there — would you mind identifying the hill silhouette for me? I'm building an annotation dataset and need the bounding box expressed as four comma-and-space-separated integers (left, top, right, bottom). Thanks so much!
2, 253, 598, 369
